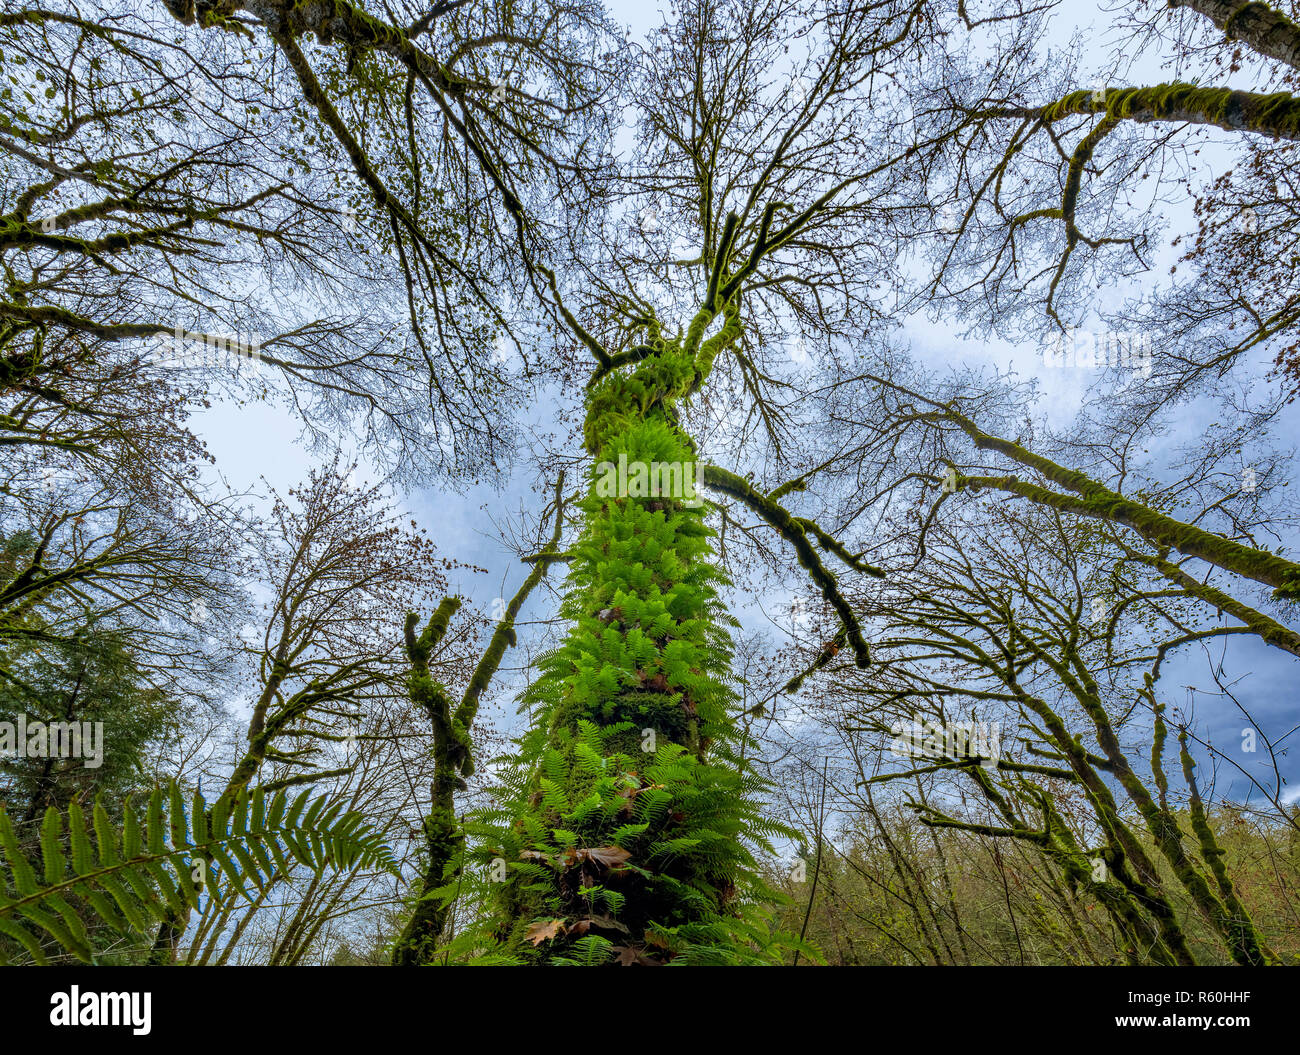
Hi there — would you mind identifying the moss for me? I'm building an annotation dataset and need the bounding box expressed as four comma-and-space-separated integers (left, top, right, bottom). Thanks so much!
1048, 637, 1269, 966
1042, 82, 1300, 140
391, 482, 570, 964
994, 657, 1199, 965
959, 457, 1300, 599
1178, 730, 1274, 965
962, 767, 1163, 964
480, 296, 797, 965
703, 463, 874, 673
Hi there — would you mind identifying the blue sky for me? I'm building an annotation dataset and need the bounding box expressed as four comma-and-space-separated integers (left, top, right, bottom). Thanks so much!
189, 0, 1299, 812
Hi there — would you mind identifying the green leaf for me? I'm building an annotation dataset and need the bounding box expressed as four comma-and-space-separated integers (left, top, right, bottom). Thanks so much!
66, 803, 92, 876
40, 809, 64, 886
93, 802, 120, 867
0, 783, 398, 964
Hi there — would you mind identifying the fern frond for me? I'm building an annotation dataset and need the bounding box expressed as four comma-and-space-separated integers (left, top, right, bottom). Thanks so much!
0, 783, 398, 964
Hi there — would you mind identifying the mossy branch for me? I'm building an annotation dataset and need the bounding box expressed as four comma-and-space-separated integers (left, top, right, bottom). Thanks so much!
990, 82, 1300, 141
867, 376, 1300, 598
702, 464, 876, 681
1178, 728, 1276, 964
1171, 0, 1300, 71
1131, 550, 1300, 658
392, 474, 567, 965
960, 469, 1300, 601
454, 471, 568, 741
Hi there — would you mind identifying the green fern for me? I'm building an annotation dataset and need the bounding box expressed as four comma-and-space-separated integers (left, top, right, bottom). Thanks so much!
0, 783, 398, 964
444, 308, 826, 965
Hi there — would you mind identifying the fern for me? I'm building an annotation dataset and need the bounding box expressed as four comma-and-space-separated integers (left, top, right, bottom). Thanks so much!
0, 783, 398, 964
446, 318, 826, 965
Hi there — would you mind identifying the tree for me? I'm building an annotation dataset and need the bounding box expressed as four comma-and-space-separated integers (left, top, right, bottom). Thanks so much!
148, 458, 460, 961
388, 472, 567, 965
6, 0, 1300, 970
0, 628, 175, 824
1, 0, 619, 479
431, 0, 929, 964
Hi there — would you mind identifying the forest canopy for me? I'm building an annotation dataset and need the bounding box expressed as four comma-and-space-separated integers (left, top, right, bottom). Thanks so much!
1, 0, 1298, 970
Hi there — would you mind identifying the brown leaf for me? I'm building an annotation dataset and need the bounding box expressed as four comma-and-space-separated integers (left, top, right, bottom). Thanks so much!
567, 915, 631, 938
524, 918, 566, 946
612, 944, 663, 966
576, 845, 632, 868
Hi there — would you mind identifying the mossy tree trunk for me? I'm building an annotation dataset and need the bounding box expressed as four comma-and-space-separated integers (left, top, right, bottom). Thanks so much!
479, 295, 796, 964
391, 478, 565, 965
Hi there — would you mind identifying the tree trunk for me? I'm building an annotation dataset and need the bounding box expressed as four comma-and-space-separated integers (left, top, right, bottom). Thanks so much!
488, 307, 777, 964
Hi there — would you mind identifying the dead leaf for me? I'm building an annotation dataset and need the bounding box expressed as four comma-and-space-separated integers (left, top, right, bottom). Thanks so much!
617, 779, 663, 815
577, 845, 632, 868
612, 944, 663, 966
524, 918, 566, 946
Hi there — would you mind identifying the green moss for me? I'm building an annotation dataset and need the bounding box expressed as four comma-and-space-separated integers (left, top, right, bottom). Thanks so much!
472, 299, 804, 965
1043, 82, 1300, 140
1178, 730, 1274, 966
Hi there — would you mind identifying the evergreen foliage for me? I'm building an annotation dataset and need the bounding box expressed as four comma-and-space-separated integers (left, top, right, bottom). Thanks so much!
457, 309, 817, 965
0, 783, 398, 964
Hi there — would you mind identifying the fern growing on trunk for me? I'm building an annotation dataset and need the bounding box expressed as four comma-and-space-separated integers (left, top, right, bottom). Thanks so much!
459, 298, 813, 965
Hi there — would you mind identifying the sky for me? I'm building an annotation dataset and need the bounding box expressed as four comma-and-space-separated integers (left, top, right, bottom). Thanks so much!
188, 0, 1299, 812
